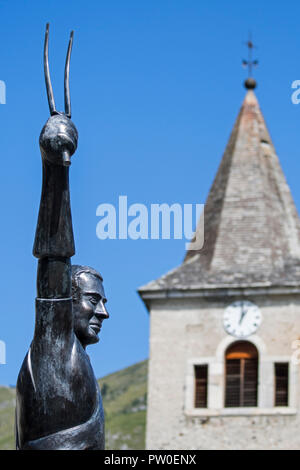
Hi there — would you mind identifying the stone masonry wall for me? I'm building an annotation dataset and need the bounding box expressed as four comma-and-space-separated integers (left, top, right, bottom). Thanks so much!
146, 294, 300, 450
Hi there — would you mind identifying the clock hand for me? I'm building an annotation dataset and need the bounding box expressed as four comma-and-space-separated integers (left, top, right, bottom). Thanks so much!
239, 302, 247, 325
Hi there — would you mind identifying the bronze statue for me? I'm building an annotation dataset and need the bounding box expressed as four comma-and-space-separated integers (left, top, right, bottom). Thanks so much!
15, 24, 109, 450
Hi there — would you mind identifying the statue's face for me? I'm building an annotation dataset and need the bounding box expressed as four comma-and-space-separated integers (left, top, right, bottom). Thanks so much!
73, 272, 109, 348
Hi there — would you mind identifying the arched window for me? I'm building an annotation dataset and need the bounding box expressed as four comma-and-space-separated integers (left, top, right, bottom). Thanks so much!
225, 341, 258, 407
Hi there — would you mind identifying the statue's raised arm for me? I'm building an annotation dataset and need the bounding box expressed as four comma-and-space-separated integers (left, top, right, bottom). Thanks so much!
34, 23, 77, 303
15, 24, 109, 451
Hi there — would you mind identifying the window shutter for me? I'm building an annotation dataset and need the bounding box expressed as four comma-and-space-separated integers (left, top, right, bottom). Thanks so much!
243, 359, 258, 406
225, 341, 258, 408
194, 365, 208, 408
225, 359, 240, 407
274, 363, 289, 407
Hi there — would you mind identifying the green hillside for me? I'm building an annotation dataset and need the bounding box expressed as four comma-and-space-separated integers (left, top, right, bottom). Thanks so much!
0, 386, 15, 450
0, 359, 148, 450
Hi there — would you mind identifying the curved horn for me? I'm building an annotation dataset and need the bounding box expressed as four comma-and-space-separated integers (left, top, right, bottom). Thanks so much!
64, 30, 74, 118
44, 23, 56, 115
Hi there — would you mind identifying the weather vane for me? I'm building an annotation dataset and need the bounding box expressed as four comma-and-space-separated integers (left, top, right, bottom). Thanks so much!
242, 33, 258, 89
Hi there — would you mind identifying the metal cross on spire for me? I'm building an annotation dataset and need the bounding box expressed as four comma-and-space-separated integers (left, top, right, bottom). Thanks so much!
242, 33, 258, 89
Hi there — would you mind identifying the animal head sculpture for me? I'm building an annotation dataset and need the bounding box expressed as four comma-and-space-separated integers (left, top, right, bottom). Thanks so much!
39, 24, 78, 167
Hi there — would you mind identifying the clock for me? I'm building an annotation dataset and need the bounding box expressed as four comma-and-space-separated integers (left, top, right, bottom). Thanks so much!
223, 300, 261, 338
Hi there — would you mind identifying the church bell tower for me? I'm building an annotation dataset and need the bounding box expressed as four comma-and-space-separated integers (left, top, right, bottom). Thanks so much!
139, 73, 300, 450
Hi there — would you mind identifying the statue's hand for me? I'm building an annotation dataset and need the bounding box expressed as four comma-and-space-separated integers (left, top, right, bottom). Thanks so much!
39, 113, 78, 167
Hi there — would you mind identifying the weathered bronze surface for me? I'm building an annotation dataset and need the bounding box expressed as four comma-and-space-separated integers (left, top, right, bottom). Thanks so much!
15, 24, 109, 450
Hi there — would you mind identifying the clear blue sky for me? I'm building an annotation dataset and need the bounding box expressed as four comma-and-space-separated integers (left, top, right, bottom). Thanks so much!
1, 0, 300, 385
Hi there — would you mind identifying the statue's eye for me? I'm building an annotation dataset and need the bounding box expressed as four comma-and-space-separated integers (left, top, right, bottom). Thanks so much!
88, 296, 97, 305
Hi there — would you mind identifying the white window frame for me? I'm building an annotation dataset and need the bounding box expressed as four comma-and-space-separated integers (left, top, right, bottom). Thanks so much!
185, 335, 297, 417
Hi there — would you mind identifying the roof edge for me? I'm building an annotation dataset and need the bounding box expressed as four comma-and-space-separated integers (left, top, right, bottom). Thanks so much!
139, 284, 300, 302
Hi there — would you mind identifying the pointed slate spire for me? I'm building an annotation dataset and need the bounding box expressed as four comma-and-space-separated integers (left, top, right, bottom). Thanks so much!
139, 87, 300, 293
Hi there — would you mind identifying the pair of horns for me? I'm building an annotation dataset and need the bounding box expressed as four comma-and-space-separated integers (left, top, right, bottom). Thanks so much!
44, 23, 74, 118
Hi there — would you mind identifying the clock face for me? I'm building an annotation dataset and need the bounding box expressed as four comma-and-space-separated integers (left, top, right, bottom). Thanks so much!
223, 301, 261, 338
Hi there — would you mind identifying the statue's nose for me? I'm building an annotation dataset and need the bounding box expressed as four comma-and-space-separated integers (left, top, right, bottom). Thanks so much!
95, 301, 109, 320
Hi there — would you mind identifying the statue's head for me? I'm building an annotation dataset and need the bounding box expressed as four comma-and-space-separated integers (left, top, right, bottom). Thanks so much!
71, 265, 109, 349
